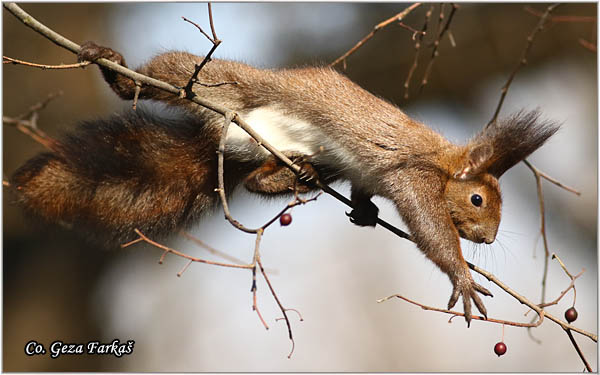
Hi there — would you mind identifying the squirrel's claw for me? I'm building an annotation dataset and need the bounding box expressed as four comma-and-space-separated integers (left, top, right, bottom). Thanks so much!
474, 282, 493, 298
295, 161, 319, 189
448, 278, 491, 327
347, 199, 379, 227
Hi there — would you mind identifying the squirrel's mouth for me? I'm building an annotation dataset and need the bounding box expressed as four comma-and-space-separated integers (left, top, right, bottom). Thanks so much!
458, 228, 493, 244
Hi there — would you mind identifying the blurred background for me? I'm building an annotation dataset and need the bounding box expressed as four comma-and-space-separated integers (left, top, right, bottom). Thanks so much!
3, 3, 597, 372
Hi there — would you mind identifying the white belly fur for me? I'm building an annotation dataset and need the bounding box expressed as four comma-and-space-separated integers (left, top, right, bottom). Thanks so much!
224, 106, 358, 173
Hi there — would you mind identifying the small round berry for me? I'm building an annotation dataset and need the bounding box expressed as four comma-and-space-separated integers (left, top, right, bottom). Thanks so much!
494, 342, 507, 357
280, 213, 292, 226
565, 307, 578, 323
471, 194, 483, 207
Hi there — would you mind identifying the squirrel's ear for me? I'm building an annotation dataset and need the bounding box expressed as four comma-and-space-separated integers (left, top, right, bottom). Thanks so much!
454, 143, 493, 179
471, 110, 560, 178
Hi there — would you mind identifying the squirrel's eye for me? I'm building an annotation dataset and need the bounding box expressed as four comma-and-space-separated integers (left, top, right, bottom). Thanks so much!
471, 194, 483, 207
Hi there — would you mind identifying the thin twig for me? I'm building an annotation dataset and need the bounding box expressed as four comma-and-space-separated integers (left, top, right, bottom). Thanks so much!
329, 3, 421, 68
404, 4, 433, 100
250, 230, 270, 331
132, 81, 141, 110
214, 112, 311, 349
257, 254, 298, 359
18, 90, 64, 121
524, 255, 584, 319
469, 262, 597, 342
522, 159, 581, 310
182, 4, 219, 45
252, 284, 269, 330
181, 4, 223, 96
565, 328, 593, 372
527, 161, 581, 195
177, 259, 194, 277
216, 112, 257, 233
486, 3, 560, 128
123, 228, 253, 270
396, 22, 425, 36
524, 6, 596, 23
3, 91, 63, 150
3, 55, 90, 69
418, 3, 458, 94
182, 16, 215, 44
378, 294, 544, 328
525, 159, 551, 306
578, 38, 597, 52
180, 230, 249, 266
181, 32, 222, 97
536, 268, 583, 309
207, 3, 218, 42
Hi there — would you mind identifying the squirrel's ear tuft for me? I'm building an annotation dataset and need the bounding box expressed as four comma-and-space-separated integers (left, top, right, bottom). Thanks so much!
472, 110, 560, 178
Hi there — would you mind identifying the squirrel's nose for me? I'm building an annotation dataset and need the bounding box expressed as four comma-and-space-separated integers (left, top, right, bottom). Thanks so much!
483, 237, 495, 244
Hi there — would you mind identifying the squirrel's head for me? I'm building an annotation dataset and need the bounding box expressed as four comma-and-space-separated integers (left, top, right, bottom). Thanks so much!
445, 110, 559, 244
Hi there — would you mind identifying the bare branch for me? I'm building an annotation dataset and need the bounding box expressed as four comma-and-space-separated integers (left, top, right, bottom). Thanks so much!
521, 159, 580, 309
122, 228, 253, 270
182, 16, 215, 44
524, 6, 596, 23
378, 293, 545, 328
3, 91, 63, 150
329, 3, 421, 68
179, 230, 249, 266
525, 159, 551, 305
3, 55, 90, 69
578, 38, 597, 52
404, 5, 433, 100
470, 262, 597, 342
419, 3, 459, 94
527, 161, 581, 195
207, 3, 219, 42
257, 252, 299, 359
566, 328, 593, 372
486, 3, 560, 128
181, 8, 223, 98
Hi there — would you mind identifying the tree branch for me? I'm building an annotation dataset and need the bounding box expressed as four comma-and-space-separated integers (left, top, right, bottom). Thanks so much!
329, 3, 421, 68
486, 3, 560, 128
3, 56, 90, 69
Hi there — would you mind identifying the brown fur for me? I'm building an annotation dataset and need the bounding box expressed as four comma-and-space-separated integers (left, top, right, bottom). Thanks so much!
10, 42, 560, 324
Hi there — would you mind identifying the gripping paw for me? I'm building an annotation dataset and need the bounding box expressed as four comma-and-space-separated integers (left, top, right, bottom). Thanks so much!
295, 159, 319, 186
78, 41, 125, 65
346, 198, 379, 227
448, 275, 493, 327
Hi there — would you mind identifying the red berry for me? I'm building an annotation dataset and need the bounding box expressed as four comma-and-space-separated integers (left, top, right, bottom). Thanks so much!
280, 213, 292, 226
565, 307, 578, 323
494, 342, 507, 357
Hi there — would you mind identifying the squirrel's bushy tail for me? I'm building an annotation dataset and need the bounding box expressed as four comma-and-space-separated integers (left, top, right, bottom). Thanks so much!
10, 109, 247, 246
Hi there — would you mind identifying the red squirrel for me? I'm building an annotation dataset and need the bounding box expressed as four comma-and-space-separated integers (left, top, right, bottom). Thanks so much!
10, 42, 559, 324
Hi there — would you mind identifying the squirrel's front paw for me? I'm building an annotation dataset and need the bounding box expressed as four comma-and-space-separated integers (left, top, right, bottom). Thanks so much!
448, 275, 493, 327
346, 199, 379, 227
78, 41, 125, 65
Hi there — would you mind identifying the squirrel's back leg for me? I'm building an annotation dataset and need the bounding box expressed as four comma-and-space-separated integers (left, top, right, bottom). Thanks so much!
243, 153, 320, 195
77, 42, 253, 112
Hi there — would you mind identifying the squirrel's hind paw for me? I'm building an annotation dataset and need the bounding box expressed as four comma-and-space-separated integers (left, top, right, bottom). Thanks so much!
78, 41, 125, 65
